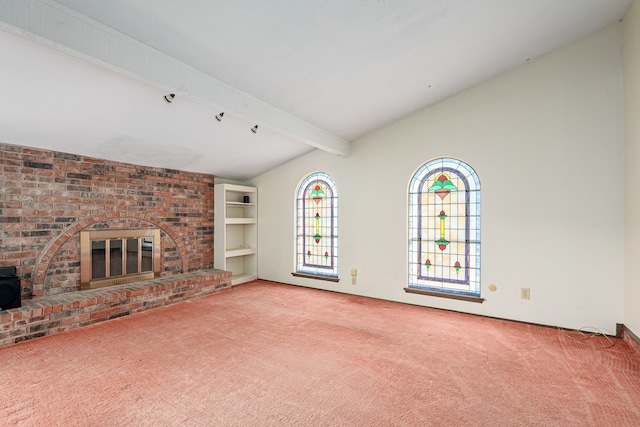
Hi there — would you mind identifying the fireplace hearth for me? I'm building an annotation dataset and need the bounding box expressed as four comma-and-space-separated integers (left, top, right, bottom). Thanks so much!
0, 269, 232, 348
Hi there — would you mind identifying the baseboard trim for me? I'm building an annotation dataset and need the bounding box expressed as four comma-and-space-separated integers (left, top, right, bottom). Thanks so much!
618, 323, 640, 357
256, 278, 621, 338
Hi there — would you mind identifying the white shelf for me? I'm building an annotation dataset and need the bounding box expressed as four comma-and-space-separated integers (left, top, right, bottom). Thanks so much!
225, 217, 257, 225
225, 201, 256, 207
215, 184, 257, 286
231, 273, 257, 286
226, 247, 256, 257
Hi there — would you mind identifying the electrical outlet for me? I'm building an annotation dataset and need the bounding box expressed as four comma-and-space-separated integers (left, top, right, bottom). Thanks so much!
520, 287, 530, 300
352, 277, 356, 285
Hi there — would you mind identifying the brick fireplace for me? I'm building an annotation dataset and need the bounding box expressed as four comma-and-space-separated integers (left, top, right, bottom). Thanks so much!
0, 142, 231, 347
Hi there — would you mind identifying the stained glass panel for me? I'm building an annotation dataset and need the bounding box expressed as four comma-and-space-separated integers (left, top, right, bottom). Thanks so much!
296, 172, 338, 278
408, 158, 481, 296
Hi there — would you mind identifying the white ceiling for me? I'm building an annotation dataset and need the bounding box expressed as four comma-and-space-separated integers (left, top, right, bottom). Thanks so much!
0, 0, 632, 180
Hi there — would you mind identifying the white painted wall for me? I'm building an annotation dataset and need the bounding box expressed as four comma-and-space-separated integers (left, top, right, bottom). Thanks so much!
624, 1, 640, 337
251, 24, 625, 332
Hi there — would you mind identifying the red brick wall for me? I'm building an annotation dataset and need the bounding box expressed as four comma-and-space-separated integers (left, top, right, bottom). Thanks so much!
0, 142, 214, 298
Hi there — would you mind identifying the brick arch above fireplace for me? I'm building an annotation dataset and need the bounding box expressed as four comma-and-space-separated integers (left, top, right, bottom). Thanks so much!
31, 212, 188, 297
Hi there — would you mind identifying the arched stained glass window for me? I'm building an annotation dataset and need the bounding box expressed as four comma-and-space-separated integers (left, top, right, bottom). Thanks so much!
295, 172, 338, 279
408, 158, 481, 298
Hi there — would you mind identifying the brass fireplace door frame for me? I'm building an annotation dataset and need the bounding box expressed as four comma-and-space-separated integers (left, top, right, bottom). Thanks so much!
80, 229, 161, 290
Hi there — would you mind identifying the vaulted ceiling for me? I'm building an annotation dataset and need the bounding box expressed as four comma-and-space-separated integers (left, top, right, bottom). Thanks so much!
0, 0, 632, 180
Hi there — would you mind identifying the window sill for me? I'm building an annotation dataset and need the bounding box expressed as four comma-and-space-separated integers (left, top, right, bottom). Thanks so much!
404, 287, 484, 303
291, 272, 340, 283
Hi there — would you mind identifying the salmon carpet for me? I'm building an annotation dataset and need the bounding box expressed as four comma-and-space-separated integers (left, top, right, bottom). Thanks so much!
1, 280, 639, 426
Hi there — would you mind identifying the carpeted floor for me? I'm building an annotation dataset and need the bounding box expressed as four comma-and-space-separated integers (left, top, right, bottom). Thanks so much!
1, 280, 639, 426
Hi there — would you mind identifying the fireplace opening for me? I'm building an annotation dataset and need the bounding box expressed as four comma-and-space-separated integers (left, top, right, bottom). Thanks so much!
80, 229, 161, 289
